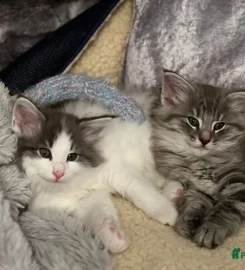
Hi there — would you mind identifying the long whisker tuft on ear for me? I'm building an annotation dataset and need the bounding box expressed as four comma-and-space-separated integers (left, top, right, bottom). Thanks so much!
12, 97, 45, 137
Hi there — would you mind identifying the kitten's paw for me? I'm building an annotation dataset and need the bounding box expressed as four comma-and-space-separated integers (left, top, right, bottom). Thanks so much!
153, 198, 178, 226
194, 222, 228, 249
162, 181, 183, 203
174, 212, 202, 238
99, 220, 129, 253
174, 201, 208, 238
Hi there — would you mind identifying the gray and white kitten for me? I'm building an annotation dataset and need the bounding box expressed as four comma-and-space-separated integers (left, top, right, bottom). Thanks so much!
152, 71, 245, 249
11, 93, 179, 253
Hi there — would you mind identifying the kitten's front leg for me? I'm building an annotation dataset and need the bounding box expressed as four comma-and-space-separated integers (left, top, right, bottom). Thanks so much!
194, 200, 243, 249
105, 167, 178, 226
162, 181, 183, 203
193, 181, 245, 249
174, 190, 213, 239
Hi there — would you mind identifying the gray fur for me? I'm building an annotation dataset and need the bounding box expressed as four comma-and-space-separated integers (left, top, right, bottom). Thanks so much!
151, 71, 245, 248
20, 209, 114, 270
0, 82, 39, 269
0, 191, 40, 270
0, 82, 114, 269
0, 85, 18, 164
0, 0, 97, 70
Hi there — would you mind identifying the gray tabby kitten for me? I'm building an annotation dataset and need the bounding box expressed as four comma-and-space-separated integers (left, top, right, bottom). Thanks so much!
152, 70, 245, 249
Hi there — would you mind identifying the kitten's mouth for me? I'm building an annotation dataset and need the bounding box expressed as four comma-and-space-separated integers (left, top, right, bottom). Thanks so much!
191, 142, 210, 151
198, 146, 208, 150
53, 177, 64, 183
199, 144, 210, 150
190, 138, 212, 150
40, 175, 62, 183
52, 177, 66, 183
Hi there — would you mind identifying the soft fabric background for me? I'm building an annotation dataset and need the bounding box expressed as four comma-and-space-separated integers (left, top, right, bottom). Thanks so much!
0, 0, 119, 94
0, 0, 97, 71
70, 0, 132, 85
120, 0, 245, 90
69, 0, 245, 269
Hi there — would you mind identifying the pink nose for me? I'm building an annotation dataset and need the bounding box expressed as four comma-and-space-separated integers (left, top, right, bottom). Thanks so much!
52, 171, 64, 180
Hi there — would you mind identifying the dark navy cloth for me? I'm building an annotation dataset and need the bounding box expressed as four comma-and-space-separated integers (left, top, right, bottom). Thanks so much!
0, 0, 120, 95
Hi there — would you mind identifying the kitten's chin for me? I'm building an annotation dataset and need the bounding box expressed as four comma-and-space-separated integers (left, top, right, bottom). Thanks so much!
44, 176, 68, 184
32, 175, 69, 188
192, 147, 209, 156
188, 142, 212, 156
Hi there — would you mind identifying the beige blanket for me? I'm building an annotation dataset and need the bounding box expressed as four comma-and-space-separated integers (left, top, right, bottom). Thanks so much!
68, 1, 245, 269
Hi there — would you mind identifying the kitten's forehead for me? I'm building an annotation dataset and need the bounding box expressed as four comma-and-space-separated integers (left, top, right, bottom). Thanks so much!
189, 86, 226, 121
51, 131, 72, 161
39, 111, 78, 148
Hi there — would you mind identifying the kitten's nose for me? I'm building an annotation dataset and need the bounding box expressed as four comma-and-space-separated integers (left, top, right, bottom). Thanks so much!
53, 171, 64, 180
200, 138, 211, 146
199, 130, 211, 146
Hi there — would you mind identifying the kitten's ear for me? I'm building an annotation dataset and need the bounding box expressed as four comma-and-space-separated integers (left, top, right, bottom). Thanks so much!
12, 97, 44, 137
226, 91, 245, 113
161, 70, 195, 106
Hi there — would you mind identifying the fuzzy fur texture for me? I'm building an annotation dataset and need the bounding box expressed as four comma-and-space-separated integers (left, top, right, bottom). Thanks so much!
20, 209, 114, 270
0, 82, 114, 270
151, 71, 245, 249
0, 0, 97, 71
12, 95, 180, 253
0, 82, 39, 270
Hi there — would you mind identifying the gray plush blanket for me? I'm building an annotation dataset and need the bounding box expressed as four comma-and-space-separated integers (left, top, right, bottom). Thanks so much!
121, 0, 245, 89
0, 82, 113, 270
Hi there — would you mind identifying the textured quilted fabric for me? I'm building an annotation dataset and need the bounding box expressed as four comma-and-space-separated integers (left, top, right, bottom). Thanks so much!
69, 1, 245, 269
24, 74, 144, 123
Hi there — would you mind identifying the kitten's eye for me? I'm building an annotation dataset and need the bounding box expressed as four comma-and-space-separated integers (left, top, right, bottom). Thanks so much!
187, 117, 199, 128
67, 153, 78, 162
213, 122, 225, 131
39, 148, 51, 159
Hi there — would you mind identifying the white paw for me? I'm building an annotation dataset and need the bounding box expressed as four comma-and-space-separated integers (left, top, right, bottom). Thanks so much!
154, 198, 178, 227
138, 193, 178, 227
162, 181, 183, 203
99, 219, 129, 253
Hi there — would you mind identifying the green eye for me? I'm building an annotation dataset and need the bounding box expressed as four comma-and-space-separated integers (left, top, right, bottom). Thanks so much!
213, 122, 225, 131
39, 148, 51, 159
67, 153, 78, 162
187, 117, 199, 128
